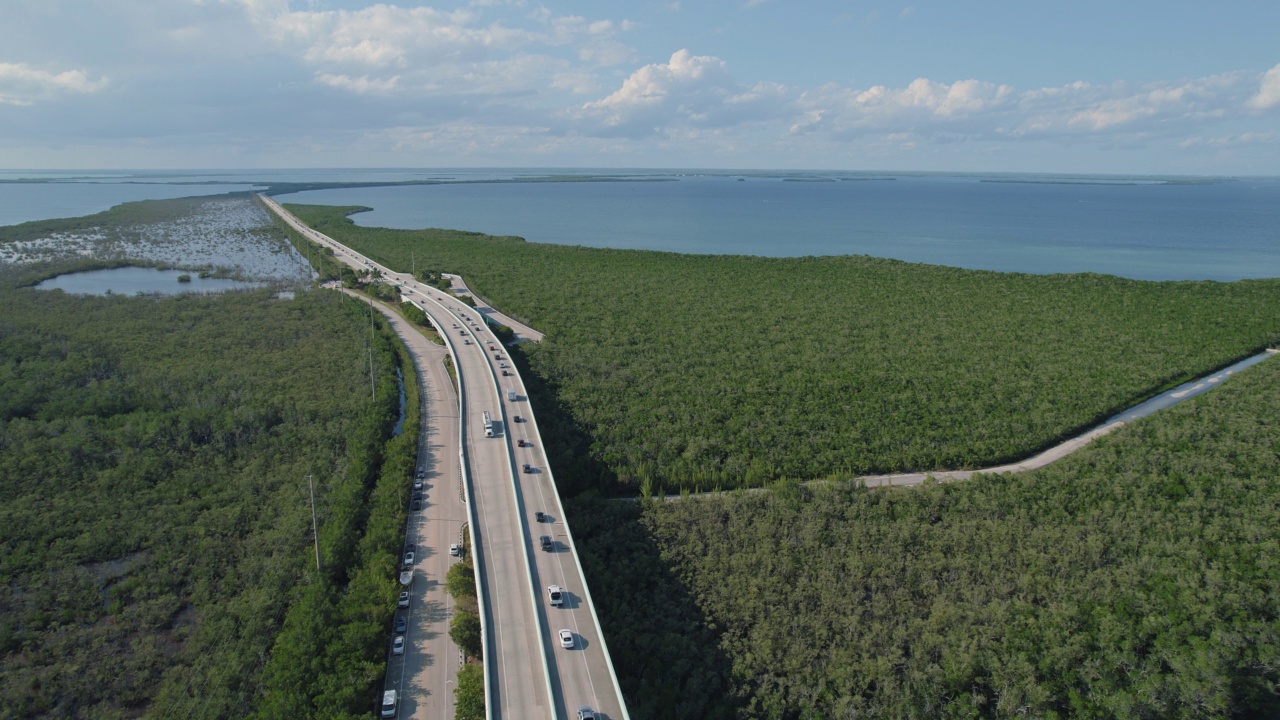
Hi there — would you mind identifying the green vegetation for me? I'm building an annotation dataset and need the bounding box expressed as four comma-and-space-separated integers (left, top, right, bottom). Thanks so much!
284, 203, 1280, 493
252, 304, 418, 720
443, 542, 483, 663
443, 538, 484, 719
575, 355, 1280, 718
415, 269, 451, 291
365, 281, 400, 303
177, 273, 192, 283
0, 256, 409, 718
454, 664, 485, 720
400, 300, 429, 327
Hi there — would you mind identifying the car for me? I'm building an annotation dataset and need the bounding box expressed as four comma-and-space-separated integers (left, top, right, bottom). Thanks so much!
398, 591, 410, 608
513, 415, 523, 423
412, 491, 422, 502
534, 510, 545, 521
449, 543, 462, 557
392, 635, 405, 655
404, 542, 415, 553
547, 584, 564, 606
502, 370, 510, 376
403, 551, 415, 567
381, 690, 398, 719
523, 464, 533, 474
493, 354, 502, 360
416, 469, 425, 479
489, 345, 497, 350
558, 629, 574, 649
517, 439, 527, 448
452, 323, 458, 328
413, 479, 423, 491
394, 616, 407, 633
577, 708, 596, 720
540, 535, 552, 551
499, 362, 507, 368
411, 501, 421, 511
464, 339, 471, 345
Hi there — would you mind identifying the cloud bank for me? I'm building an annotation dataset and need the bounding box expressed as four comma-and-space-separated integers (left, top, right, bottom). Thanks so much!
0, 0, 1276, 170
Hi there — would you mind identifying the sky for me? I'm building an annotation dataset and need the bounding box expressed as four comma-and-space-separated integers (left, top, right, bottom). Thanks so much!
1, 0, 1279, 174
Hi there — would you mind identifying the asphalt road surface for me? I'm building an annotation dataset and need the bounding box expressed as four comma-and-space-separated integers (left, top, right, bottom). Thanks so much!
260, 195, 628, 720
350, 292, 465, 720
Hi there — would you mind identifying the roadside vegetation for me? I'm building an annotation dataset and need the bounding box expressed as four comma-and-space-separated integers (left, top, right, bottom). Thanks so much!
1, 199, 415, 719
575, 355, 1280, 718
443, 536, 485, 720
283, 203, 1280, 494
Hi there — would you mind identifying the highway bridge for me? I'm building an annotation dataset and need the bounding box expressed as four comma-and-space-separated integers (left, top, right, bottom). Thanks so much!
260, 195, 629, 720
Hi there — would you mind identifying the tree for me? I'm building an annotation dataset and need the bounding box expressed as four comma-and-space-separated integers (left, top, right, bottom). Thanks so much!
454, 664, 485, 720
449, 612, 482, 660
445, 562, 476, 599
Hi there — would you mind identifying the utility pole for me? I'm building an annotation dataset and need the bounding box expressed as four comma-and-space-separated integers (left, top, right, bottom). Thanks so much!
306, 474, 322, 572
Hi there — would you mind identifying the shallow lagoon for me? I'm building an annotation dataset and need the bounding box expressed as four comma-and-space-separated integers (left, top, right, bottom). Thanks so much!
34, 267, 261, 296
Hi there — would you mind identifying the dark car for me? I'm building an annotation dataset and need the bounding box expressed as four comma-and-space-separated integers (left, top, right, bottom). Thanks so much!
540, 535, 553, 551
513, 415, 523, 423
502, 370, 510, 376
523, 464, 533, 474
411, 501, 421, 511
535, 511, 545, 522
517, 438, 527, 447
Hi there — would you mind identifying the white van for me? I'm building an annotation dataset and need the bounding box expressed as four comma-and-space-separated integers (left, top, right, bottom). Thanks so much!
381, 689, 397, 718
507, 388, 518, 402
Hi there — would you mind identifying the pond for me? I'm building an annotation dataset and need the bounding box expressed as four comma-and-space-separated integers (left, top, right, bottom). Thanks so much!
33, 266, 263, 296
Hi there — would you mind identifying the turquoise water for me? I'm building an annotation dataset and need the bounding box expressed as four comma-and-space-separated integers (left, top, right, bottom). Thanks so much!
277, 174, 1280, 281
33, 267, 261, 296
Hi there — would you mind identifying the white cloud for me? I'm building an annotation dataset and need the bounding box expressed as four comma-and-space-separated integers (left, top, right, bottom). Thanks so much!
1247, 63, 1280, 110
787, 71, 1253, 145
791, 77, 1014, 137
0, 62, 108, 106
315, 73, 400, 94
1180, 131, 1278, 148
578, 49, 793, 135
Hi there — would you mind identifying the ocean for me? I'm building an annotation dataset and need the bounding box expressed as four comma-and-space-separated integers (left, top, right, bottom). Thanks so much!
3, 170, 1278, 281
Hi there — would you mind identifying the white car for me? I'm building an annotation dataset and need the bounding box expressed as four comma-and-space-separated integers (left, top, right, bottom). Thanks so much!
548, 585, 564, 607
392, 635, 405, 655
449, 544, 462, 557
558, 629, 574, 649
398, 591, 410, 608
403, 551, 415, 567
577, 709, 596, 720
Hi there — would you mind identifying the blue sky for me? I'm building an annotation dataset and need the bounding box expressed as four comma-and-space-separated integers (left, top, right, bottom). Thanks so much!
1, 0, 1278, 173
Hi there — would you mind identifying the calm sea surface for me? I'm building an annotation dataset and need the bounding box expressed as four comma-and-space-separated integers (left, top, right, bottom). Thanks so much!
277, 174, 1280, 281
3, 170, 1278, 281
